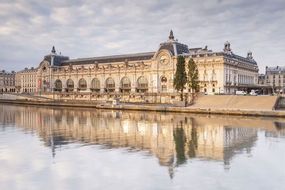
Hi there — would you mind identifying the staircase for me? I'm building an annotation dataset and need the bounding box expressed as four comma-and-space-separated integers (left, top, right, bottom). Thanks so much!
275, 97, 285, 110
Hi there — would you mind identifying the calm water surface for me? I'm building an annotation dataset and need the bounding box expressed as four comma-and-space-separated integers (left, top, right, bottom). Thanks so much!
0, 104, 285, 190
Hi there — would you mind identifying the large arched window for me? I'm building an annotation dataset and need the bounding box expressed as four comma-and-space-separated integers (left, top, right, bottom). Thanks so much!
54, 79, 62, 92
66, 79, 74, 92
137, 76, 148, 93
105, 77, 115, 92
91, 78, 100, 92
78, 78, 87, 91
120, 77, 131, 93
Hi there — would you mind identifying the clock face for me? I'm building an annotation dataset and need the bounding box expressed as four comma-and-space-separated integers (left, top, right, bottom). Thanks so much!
159, 54, 170, 65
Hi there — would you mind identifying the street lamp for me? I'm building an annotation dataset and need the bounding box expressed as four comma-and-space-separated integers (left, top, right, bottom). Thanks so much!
151, 80, 154, 103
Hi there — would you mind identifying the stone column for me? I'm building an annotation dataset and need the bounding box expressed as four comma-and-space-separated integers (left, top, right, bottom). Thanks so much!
86, 75, 91, 92
131, 74, 136, 93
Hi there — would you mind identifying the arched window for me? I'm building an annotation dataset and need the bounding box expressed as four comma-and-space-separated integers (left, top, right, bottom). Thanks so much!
137, 76, 148, 93
161, 76, 167, 92
90, 78, 100, 92
120, 77, 131, 93
54, 79, 62, 92
66, 79, 74, 92
105, 77, 115, 92
78, 78, 87, 91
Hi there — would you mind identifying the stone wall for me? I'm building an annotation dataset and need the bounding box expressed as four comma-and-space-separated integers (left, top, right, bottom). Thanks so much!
42, 92, 184, 104
191, 95, 278, 111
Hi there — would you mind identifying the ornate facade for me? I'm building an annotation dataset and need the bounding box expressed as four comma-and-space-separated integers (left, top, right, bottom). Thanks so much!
17, 31, 259, 102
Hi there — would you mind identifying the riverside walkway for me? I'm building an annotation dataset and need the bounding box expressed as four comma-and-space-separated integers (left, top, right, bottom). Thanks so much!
0, 93, 284, 117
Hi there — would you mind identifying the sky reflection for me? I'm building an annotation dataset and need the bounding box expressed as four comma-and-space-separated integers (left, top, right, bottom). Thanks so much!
0, 105, 285, 190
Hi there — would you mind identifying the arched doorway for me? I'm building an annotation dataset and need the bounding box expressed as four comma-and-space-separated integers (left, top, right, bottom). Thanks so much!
66, 79, 74, 92
90, 78, 100, 92
136, 76, 148, 93
105, 77, 115, 92
120, 77, 131, 93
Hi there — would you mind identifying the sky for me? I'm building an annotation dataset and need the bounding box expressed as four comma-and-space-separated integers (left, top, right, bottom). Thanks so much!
0, 0, 284, 73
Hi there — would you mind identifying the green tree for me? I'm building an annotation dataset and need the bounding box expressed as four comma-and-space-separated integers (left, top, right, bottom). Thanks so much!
174, 56, 187, 101
187, 58, 199, 93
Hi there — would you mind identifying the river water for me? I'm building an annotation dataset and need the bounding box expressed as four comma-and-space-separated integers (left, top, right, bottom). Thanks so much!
0, 104, 285, 190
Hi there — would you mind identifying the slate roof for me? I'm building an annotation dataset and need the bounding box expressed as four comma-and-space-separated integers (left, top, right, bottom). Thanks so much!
189, 51, 257, 65
266, 66, 285, 74
189, 47, 212, 54
0, 70, 15, 75
61, 52, 155, 66
225, 53, 257, 65
158, 41, 189, 55
44, 55, 69, 66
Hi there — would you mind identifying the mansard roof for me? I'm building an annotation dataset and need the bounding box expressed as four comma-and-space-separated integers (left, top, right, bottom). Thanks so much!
17, 67, 38, 73
189, 50, 257, 65
157, 30, 189, 56
0, 70, 16, 75
224, 52, 257, 65
44, 54, 69, 66
61, 52, 155, 66
158, 41, 189, 56
266, 66, 285, 74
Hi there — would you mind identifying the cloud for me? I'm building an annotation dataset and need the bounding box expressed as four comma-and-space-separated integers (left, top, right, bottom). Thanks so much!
0, 0, 284, 73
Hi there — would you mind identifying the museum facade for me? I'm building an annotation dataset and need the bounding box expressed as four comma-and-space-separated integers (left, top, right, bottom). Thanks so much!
16, 31, 259, 102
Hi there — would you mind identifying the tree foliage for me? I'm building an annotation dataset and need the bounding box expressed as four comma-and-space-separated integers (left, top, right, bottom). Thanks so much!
174, 56, 187, 100
187, 58, 199, 93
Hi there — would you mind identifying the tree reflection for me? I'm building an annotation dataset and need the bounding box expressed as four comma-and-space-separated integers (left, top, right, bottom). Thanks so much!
174, 121, 186, 166
188, 125, 198, 158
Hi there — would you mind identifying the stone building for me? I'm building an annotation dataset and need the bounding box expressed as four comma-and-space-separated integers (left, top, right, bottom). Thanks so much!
258, 74, 265, 85
18, 31, 259, 101
265, 66, 285, 94
16, 67, 38, 93
0, 70, 16, 93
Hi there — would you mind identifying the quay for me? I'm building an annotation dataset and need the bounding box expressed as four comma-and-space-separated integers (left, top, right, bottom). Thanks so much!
0, 94, 285, 118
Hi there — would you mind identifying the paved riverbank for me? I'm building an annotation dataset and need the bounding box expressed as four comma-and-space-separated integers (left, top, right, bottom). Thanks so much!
0, 98, 284, 118
191, 95, 279, 110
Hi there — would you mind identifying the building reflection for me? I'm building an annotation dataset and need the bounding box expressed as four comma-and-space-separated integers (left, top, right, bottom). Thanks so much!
1, 105, 285, 177
265, 122, 285, 138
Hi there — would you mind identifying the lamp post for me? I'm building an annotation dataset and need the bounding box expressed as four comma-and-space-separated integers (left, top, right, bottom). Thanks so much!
151, 79, 154, 103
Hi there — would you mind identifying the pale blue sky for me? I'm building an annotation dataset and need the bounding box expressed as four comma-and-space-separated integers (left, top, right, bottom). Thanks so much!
0, 0, 284, 73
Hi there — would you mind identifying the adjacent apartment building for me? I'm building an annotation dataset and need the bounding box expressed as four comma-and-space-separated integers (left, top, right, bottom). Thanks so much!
16, 31, 259, 102
16, 67, 38, 93
265, 66, 285, 93
0, 70, 16, 93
